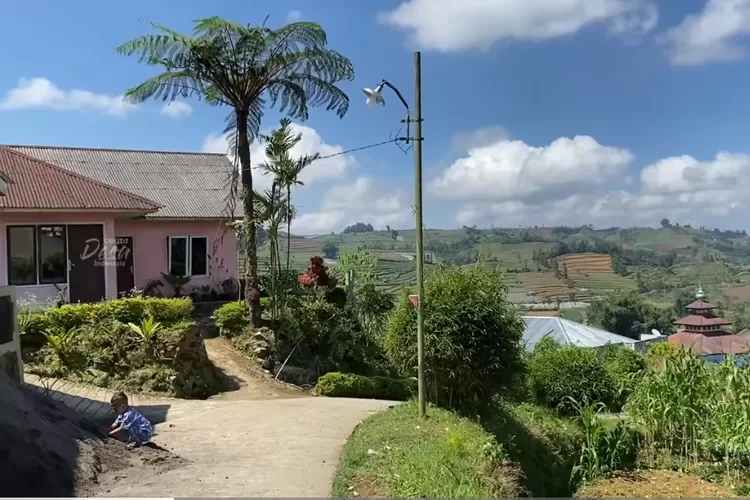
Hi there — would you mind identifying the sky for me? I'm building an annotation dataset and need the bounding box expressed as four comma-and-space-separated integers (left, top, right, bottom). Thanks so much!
2, 0, 750, 234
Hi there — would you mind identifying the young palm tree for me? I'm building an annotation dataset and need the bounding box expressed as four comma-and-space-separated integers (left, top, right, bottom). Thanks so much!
254, 188, 288, 320
258, 119, 319, 269
116, 18, 353, 327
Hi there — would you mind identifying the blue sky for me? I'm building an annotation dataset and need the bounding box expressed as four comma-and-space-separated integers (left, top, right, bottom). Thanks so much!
2, 0, 750, 233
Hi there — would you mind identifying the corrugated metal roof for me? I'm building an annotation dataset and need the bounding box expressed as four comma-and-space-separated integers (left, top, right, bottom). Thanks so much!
0, 147, 161, 211
7, 145, 238, 219
522, 316, 639, 352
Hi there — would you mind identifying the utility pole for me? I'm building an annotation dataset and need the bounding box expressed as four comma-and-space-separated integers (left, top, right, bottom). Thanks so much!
413, 51, 426, 417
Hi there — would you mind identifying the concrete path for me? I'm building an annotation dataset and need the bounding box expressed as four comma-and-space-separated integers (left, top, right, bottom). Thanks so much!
24, 375, 394, 497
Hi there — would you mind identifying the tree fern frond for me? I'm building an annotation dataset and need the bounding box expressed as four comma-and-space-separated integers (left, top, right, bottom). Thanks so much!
123, 70, 203, 103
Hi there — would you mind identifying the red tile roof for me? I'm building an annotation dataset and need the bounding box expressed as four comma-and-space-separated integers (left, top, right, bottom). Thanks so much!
675, 315, 732, 327
0, 147, 161, 211
669, 332, 749, 356
685, 300, 717, 310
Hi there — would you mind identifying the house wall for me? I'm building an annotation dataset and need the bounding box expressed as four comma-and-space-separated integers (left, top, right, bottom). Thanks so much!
0, 212, 118, 306
114, 219, 237, 296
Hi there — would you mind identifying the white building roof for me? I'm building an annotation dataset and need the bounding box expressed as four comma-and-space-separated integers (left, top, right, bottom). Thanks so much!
522, 316, 640, 352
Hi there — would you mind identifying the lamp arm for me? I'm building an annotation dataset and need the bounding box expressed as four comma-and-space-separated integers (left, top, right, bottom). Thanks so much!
381, 79, 410, 111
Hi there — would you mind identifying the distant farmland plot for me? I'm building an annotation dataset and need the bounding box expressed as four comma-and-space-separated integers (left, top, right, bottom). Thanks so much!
558, 253, 636, 293
723, 285, 750, 302
519, 272, 577, 301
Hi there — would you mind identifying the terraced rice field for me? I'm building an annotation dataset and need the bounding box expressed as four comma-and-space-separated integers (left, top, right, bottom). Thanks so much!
518, 272, 577, 301
558, 253, 636, 294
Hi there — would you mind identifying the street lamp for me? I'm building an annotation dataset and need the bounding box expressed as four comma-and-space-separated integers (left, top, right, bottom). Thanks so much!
363, 52, 426, 417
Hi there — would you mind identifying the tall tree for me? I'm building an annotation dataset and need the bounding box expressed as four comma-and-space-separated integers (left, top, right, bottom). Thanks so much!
116, 18, 354, 327
258, 119, 318, 269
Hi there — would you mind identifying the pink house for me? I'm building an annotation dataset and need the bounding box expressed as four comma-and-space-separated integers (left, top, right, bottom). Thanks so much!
0, 145, 238, 305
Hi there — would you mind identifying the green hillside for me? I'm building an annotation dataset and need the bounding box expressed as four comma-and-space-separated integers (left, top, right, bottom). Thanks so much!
249, 224, 750, 306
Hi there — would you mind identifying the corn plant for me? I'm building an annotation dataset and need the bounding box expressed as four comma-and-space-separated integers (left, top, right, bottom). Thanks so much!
569, 398, 636, 487
627, 349, 750, 480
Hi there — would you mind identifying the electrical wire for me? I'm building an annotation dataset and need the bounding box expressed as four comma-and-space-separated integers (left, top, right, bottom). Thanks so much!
45, 138, 402, 175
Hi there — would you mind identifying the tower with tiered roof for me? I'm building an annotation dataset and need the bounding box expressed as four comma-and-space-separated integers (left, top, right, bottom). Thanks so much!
674, 285, 732, 337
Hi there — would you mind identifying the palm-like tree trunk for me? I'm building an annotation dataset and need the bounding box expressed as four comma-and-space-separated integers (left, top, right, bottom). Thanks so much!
236, 109, 261, 327
287, 184, 292, 270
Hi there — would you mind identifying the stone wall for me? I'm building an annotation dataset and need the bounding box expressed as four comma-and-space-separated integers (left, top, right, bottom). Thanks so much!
0, 286, 21, 382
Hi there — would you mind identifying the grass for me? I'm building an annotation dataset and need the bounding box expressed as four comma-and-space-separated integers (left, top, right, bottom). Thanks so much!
332, 401, 522, 498
333, 399, 588, 498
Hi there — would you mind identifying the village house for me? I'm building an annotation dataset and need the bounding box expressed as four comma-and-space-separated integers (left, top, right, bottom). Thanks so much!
0, 145, 238, 305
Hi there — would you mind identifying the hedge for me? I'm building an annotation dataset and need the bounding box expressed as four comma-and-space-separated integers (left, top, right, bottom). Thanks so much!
315, 372, 416, 401
20, 297, 194, 337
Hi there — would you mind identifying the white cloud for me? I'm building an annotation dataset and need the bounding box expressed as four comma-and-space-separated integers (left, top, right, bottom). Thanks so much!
663, 0, 750, 66
292, 177, 411, 234
201, 122, 355, 192
0, 77, 138, 116
442, 144, 750, 228
431, 135, 633, 203
287, 10, 303, 22
380, 0, 658, 52
451, 125, 511, 153
161, 101, 192, 118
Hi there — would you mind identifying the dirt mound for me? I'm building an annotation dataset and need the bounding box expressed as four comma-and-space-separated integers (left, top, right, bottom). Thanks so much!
0, 372, 184, 496
577, 470, 737, 498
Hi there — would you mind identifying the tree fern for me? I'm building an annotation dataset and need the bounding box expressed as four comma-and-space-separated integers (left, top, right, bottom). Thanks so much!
118, 18, 353, 327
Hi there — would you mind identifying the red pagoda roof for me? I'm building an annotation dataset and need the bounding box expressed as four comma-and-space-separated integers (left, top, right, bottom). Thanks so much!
675, 315, 732, 327
685, 300, 718, 310
669, 332, 749, 355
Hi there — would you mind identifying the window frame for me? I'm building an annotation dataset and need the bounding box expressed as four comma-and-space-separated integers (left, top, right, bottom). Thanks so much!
37, 225, 68, 285
6, 224, 69, 286
167, 235, 209, 278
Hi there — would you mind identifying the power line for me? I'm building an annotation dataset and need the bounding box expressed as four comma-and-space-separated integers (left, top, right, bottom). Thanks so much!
47, 138, 401, 175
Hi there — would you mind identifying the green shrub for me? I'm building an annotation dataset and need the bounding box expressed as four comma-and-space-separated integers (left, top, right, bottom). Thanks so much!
26, 318, 219, 399
213, 301, 249, 337
98, 297, 193, 324
601, 345, 646, 409
527, 344, 616, 414
41, 297, 193, 332
644, 340, 681, 369
280, 296, 388, 376
315, 372, 415, 400
385, 266, 525, 409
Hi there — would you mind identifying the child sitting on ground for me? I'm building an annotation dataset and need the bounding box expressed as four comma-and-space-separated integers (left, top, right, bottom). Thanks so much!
109, 391, 153, 448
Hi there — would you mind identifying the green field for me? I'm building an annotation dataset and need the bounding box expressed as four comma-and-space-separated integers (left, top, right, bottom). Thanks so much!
243, 224, 750, 304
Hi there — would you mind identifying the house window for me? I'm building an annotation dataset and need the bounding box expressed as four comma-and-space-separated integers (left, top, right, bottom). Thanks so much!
38, 226, 67, 284
7, 225, 67, 286
168, 236, 208, 277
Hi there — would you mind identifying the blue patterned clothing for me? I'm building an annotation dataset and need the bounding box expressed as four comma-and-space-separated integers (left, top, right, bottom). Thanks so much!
114, 407, 153, 443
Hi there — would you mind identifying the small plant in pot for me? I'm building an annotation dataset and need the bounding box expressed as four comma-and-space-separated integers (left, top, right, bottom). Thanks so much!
199, 284, 212, 302
160, 272, 191, 298
220, 278, 237, 300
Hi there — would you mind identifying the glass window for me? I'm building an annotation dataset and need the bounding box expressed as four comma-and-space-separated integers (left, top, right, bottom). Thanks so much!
7, 226, 36, 285
38, 226, 66, 284
190, 236, 208, 276
169, 237, 188, 276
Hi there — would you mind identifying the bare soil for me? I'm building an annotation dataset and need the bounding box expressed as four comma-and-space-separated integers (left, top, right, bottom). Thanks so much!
577, 470, 738, 498
203, 336, 309, 400
0, 371, 185, 496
